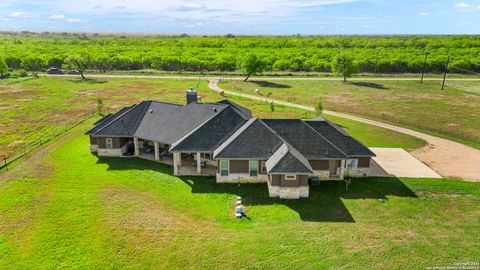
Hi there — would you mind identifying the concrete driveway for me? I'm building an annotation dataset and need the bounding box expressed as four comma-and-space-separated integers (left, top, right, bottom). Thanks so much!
369, 148, 442, 178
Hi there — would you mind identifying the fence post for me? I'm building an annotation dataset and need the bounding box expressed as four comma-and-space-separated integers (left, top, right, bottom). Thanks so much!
3, 155, 7, 171
23, 147, 27, 159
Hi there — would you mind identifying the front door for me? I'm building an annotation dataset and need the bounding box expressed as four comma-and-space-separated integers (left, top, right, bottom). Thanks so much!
329, 160, 338, 176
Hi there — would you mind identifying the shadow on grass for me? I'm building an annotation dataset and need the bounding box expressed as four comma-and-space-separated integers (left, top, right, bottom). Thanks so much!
96, 156, 417, 223
351, 82, 388, 89
68, 78, 108, 84
252, 80, 292, 89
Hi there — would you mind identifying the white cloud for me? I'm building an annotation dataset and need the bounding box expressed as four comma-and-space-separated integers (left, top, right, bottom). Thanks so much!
65, 18, 84, 23
177, 3, 206, 11
9, 11, 27, 17
454, 2, 470, 9
457, 21, 471, 26
47, 14, 65, 20
419, 12, 429, 16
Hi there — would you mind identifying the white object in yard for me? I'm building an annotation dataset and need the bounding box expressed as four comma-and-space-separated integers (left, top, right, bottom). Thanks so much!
235, 205, 243, 218
236, 199, 242, 205
255, 88, 260, 94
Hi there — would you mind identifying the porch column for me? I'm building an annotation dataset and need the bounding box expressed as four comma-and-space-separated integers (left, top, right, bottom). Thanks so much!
196, 152, 201, 174
339, 160, 346, 180
154, 141, 160, 161
177, 153, 182, 166
134, 137, 139, 157
173, 152, 179, 175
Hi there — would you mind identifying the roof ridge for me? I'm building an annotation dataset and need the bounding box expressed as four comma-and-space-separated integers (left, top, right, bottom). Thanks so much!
303, 121, 349, 158
169, 105, 229, 151
90, 102, 142, 135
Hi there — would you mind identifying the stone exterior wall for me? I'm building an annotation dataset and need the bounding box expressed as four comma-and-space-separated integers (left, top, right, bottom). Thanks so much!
346, 168, 370, 177
216, 173, 268, 183
268, 181, 309, 199
313, 170, 330, 180
90, 144, 98, 153
97, 148, 123, 157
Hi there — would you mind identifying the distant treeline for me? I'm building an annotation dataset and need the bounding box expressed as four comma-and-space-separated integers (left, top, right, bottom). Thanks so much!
1, 32, 479, 74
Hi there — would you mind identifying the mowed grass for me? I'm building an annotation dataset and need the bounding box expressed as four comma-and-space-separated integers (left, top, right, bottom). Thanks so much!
0, 121, 478, 269
219, 79, 480, 148
0, 77, 424, 158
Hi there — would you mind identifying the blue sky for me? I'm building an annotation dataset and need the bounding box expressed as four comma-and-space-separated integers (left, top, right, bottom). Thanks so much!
0, 0, 479, 34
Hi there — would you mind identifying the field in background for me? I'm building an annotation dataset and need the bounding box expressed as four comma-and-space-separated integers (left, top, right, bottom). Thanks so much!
219, 79, 480, 149
0, 122, 478, 269
0, 77, 425, 159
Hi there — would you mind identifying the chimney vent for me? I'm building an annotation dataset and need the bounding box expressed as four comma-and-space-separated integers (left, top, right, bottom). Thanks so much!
186, 87, 198, 104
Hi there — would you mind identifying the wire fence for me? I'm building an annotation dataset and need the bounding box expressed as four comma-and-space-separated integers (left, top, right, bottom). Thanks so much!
1, 110, 97, 172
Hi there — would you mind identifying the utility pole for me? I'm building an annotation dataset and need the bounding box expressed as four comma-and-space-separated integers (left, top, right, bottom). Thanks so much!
441, 55, 450, 90
420, 52, 430, 84
374, 50, 379, 76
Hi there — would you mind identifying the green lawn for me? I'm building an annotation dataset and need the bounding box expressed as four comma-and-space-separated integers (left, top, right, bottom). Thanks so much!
0, 121, 478, 269
219, 79, 480, 149
0, 77, 424, 158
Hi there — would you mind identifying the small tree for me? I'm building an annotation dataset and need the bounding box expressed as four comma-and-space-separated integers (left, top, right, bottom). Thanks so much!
270, 101, 275, 113
97, 98, 104, 115
239, 53, 265, 81
332, 53, 357, 83
0, 57, 7, 78
314, 100, 323, 116
64, 53, 91, 80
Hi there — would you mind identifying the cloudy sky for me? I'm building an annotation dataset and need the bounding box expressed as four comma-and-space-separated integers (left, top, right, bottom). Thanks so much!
0, 0, 479, 34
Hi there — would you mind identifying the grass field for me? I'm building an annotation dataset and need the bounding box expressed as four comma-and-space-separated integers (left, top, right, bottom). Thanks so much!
219, 79, 480, 149
0, 77, 425, 159
0, 121, 478, 269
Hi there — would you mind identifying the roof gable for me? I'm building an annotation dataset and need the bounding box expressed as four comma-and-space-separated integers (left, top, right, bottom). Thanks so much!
213, 118, 284, 159
216, 99, 252, 119
169, 106, 248, 152
266, 143, 313, 174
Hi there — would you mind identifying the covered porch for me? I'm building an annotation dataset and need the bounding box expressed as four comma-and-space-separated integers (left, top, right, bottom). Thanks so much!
172, 152, 217, 176
134, 137, 172, 162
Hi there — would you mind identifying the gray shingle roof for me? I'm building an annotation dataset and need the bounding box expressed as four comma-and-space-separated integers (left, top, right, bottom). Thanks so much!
216, 99, 252, 119
169, 106, 248, 152
266, 143, 313, 174
305, 118, 375, 157
262, 119, 348, 159
213, 118, 284, 159
133, 101, 227, 144
86, 102, 150, 136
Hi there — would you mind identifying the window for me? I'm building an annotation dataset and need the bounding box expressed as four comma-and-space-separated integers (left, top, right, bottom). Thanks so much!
106, 138, 113, 149
349, 159, 358, 169
249, 160, 258, 177
220, 160, 229, 176
201, 153, 212, 160
285, 175, 296, 180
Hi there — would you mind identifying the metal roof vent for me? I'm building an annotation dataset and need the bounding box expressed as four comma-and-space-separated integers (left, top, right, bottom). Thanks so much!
213, 107, 218, 113
149, 109, 153, 114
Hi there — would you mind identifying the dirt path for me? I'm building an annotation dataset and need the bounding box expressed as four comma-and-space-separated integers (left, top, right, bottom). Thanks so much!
208, 79, 480, 182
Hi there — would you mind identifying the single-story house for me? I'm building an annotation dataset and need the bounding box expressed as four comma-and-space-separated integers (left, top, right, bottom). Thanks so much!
86, 89, 375, 199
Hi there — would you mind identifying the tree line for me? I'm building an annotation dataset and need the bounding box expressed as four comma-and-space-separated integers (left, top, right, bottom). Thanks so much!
0, 32, 479, 74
